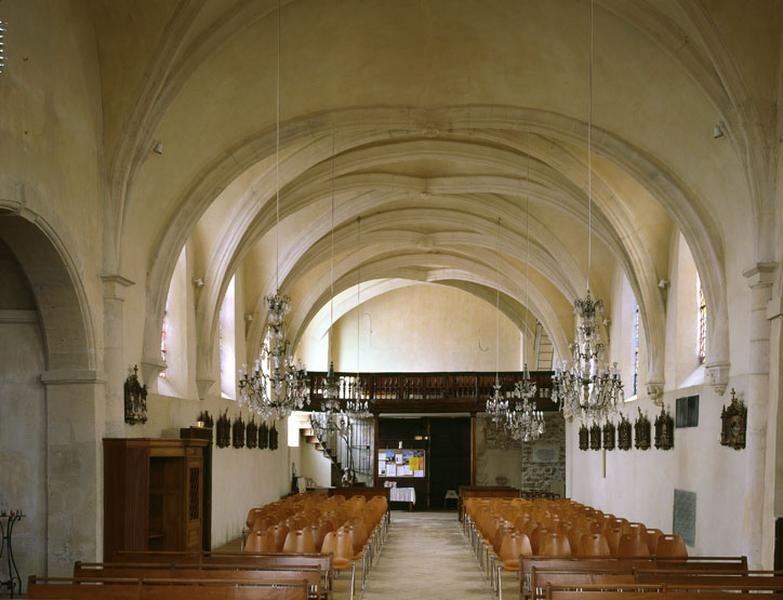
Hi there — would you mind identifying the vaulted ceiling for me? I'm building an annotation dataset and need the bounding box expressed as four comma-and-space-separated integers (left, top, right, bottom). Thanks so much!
83, 0, 782, 389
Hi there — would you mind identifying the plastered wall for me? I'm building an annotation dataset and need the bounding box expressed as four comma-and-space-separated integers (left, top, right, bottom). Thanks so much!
329, 284, 528, 372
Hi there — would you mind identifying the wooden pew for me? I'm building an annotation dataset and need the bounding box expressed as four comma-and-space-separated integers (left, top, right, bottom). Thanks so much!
531, 568, 635, 600
112, 551, 334, 593
634, 568, 783, 587
545, 582, 783, 600
73, 562, 324, 599
520, 556, 749, 600
28, 576, 309, 600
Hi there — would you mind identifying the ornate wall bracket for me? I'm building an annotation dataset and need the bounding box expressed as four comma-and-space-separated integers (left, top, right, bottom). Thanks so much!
705, 361, 730, 396
645, 381, 664, 406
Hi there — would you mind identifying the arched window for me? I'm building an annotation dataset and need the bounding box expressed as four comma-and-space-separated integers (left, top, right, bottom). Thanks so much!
631, 302, 640, 396
159, 299, 170, 379
697, 275, 707, 364
219, 275, 237, 400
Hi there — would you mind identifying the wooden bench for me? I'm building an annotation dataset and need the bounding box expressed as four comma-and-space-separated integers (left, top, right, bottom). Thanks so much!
545, 582, 783, 600
28, 576, 309, 600
112, 551, 334, 593
531, 568, 635, 600
74, 562, 324, 599
520, 556, 749, 600
634, 568, 783, 587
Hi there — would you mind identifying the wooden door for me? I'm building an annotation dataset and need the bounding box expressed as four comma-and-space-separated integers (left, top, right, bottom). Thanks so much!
185, 451, 203, 552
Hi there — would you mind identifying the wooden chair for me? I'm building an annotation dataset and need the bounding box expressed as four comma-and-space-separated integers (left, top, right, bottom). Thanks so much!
322, 530, 359, 600
645, 528, 663, 555
655, 533, 688, 557
282, 529, 316, 554
578, 532, 612, 558
617, 532, 650, 557
539, 532, 572, 558
244, 529, 276, 553
604, 527, 623, 556
529, 527, 549, 554
270, 524, 289, 552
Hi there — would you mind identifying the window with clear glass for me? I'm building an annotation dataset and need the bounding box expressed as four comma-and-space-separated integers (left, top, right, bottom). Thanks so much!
697, 275, 707, 364
631, 302, 640, 397
159, 302, 169, 379
219, 276, 237, 399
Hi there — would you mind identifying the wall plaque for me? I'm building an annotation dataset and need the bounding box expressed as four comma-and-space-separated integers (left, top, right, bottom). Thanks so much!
215, 410, 231, 448
532, 445, 559, 464
634, 408, 651, 450
231, 415, 245, 448
246, 417, 258, 449
602, 421, 616, 451
618, 415, 632, 451
654, 405, 674, 450
720, 388, 747, 450
578, 424, 589, 451
589, 423, 601, 451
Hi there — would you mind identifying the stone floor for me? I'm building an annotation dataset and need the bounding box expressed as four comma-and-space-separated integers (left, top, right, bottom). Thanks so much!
341, 511, 495, 600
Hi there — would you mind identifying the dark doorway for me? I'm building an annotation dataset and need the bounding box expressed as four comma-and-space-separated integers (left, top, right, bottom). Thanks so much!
429, 418, 471, 509
376, 416, 471, 510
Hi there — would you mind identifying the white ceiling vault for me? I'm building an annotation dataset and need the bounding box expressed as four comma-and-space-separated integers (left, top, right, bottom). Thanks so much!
82, 0, 782, 395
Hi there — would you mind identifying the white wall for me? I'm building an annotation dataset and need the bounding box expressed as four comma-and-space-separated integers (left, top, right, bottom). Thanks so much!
567, 385, 747, 557
328, 283, 527, 372
568, 232, 748, 558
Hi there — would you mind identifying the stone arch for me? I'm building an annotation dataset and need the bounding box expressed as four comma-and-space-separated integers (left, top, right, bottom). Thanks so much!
0, 201, 95, 372
140, 106, 728, 395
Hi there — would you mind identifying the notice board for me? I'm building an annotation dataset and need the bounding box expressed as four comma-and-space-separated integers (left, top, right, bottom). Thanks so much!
377, 448, 426, 478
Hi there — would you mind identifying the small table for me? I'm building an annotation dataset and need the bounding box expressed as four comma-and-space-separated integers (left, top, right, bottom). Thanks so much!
389, 487, 416, 511
0, 511, 24, 598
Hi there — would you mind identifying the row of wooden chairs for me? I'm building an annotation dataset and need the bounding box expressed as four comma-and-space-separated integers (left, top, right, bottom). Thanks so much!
243, 493, 389, 600
463, 497, 688, 599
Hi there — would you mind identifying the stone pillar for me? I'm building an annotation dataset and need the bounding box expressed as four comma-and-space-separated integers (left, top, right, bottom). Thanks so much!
765, 282, 783, 566
742, 263, 776, 568
40, 370, 105, 575
100, 275, 134, 437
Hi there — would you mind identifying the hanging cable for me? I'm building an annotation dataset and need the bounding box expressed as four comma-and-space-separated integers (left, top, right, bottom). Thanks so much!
495, 217, 501, 378
587, 0, 594, 289
275, 0, 281, 291
356, 217, 361, 379
329, 132, 336, 363
525, 159, 531, 366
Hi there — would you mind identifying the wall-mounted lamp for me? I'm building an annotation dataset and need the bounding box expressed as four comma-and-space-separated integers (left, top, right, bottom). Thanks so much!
192, 277, 205, 288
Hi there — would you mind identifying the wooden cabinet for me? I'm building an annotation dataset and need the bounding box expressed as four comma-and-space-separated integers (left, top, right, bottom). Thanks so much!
103, 438, 208, 560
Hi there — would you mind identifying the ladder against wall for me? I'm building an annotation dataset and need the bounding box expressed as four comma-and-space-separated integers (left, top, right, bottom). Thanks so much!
534, 322, 555, 370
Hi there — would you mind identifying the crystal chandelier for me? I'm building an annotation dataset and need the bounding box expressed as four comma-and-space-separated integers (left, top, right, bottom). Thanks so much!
320, 361, 342, 414
344, 216, 372, 421
550, 0, 623, 424
237, 8, 308, 420
238, 292, 310, 420
486, 377, 509, 426
507, 392, 545, 443
486, 218, 510, 424
552, 290, 623, 422
507, 170, 543, 440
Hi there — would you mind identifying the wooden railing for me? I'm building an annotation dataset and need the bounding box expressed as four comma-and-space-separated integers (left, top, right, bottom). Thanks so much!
306, 370, 555, 413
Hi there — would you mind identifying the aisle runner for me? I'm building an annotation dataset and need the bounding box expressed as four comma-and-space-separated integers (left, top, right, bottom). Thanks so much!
362, 512, 493, 599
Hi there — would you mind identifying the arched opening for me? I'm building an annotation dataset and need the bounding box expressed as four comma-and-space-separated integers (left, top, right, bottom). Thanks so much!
0, 211, 99, 577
